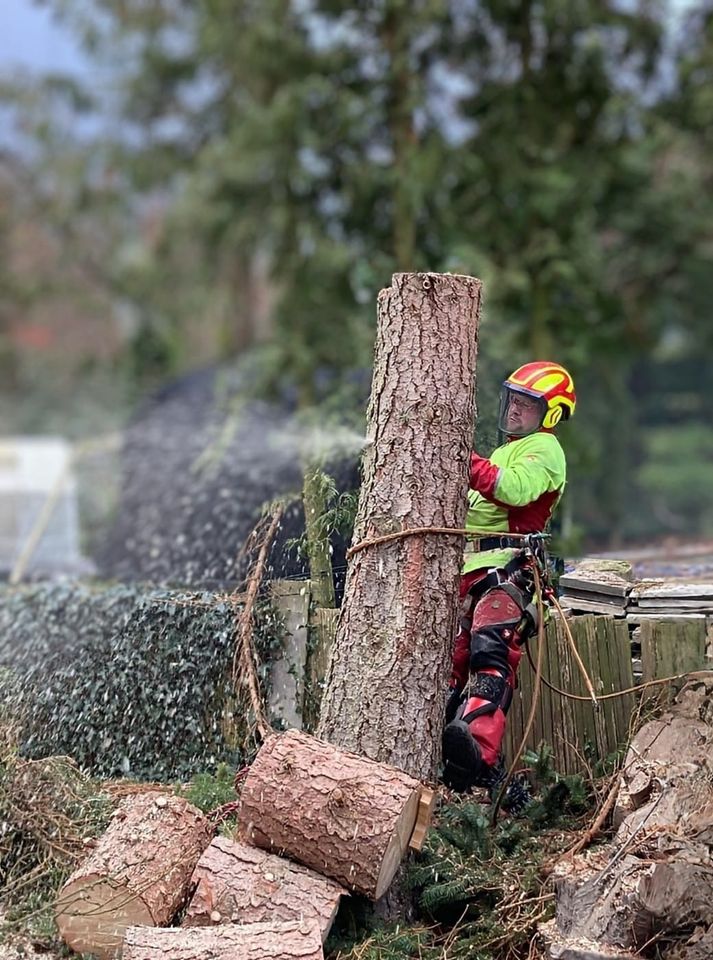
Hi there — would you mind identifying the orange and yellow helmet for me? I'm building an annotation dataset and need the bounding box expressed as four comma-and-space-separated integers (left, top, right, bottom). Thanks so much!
498, 361, 576, 437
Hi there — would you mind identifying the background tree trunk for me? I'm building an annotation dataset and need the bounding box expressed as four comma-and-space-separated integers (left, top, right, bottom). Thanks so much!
317, 272, 481, 782
302, 461, 337, 730
302, 463, 336, 613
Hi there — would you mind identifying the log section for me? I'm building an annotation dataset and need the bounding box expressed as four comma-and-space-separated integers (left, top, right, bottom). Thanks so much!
56, 793, 212, 960
237, 729, 422, 899
183, 836, 345, 941
123, 919, 323, 960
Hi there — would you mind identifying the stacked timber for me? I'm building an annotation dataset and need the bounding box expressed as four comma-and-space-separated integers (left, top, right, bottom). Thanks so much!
55, 793, 212, 960
123, 920, 324, 960
237, 729, 423, 899
626, 580, 713, 621
56, 730, 432, 960
559, 559, 713, 623
558, 559, 633, 617
184, 837, 344, 941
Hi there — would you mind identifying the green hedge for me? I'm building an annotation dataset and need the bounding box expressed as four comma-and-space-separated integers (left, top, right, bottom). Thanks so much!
0, 582, 243, 781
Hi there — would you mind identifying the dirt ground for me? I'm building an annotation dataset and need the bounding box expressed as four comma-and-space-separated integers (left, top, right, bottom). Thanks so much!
0, 912, 48, 959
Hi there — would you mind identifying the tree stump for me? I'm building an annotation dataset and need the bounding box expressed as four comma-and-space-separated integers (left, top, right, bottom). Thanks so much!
317, 271, 481, 782
123, 919, 323, 960
183, 836, 345, 941
237, 729, 422, 899
55, 793, 212, 960
542, 679, 713, 959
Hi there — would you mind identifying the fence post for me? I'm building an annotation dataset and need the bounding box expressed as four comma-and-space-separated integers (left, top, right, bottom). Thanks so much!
268, 580, 311, 729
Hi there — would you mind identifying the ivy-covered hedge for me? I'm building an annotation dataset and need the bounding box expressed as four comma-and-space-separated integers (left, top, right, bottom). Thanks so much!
0, 582, 244, 781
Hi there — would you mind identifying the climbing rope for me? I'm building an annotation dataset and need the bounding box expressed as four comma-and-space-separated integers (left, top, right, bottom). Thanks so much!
525, 640, 713, 702
346, 527, 536, 559
348, 522, 712, 705
344, 520, 712, 826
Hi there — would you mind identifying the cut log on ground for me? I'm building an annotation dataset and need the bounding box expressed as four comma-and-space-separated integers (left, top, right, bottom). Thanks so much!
317, 271, 481, 782
183, 836, 345, 941
123, 919, 323, 960
237, 729, 422, 899
55, 793, 212, 960
542, 678, 713, 960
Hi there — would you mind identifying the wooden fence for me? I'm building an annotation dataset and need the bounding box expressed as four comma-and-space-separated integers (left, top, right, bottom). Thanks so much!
270, 582, 711, 776
503, 615, 712, 774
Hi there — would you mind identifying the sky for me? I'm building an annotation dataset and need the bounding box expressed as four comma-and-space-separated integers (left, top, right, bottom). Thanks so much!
0, 0, 702, 77
0, 1, 87, 75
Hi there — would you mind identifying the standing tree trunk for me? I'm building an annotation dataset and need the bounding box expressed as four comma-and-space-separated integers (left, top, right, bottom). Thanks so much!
302, 462, 337, 730
317, 272, 481, 782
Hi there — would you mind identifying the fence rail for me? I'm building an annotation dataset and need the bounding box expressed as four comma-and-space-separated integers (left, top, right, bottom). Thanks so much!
504, 614, 711, 774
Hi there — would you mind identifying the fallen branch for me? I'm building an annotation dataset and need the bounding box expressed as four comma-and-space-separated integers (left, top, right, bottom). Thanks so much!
543, 774, 620, 874
231, 506, 284, 741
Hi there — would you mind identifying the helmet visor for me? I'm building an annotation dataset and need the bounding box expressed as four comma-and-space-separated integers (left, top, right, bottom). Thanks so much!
498, 386, 547, 437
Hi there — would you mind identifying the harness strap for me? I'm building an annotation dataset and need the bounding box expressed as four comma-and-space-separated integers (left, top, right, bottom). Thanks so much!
467, 535, 530, 552
497, 580, 530, 608
467, 568, 503, 599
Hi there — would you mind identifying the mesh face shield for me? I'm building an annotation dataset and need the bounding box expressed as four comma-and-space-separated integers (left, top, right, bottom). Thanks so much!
498, 385, 547, 438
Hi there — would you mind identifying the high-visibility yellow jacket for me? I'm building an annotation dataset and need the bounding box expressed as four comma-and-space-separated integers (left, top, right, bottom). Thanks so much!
462, 431, 567, 575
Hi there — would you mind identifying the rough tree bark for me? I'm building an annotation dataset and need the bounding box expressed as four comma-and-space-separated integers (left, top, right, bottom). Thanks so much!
236, 729, 422, 899
55, 793, 212, 960
317, 272, 481, 782
184, 836, 345, 942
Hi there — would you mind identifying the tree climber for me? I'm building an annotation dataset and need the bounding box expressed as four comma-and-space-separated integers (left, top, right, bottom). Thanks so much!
442, 361, 576, 812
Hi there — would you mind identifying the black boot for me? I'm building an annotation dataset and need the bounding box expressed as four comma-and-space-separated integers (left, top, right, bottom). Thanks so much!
441, 719, 480, 792
486, 761, 531, 816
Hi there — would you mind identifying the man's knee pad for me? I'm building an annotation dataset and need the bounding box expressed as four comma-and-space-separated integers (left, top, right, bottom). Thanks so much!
470, 627, 510, 674
468, 671, 507, 709
470, 708, 506, 769
458, 670, 509, 769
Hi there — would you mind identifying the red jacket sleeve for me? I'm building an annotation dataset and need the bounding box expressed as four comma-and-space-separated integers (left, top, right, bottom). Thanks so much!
469, 452, 500, 500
